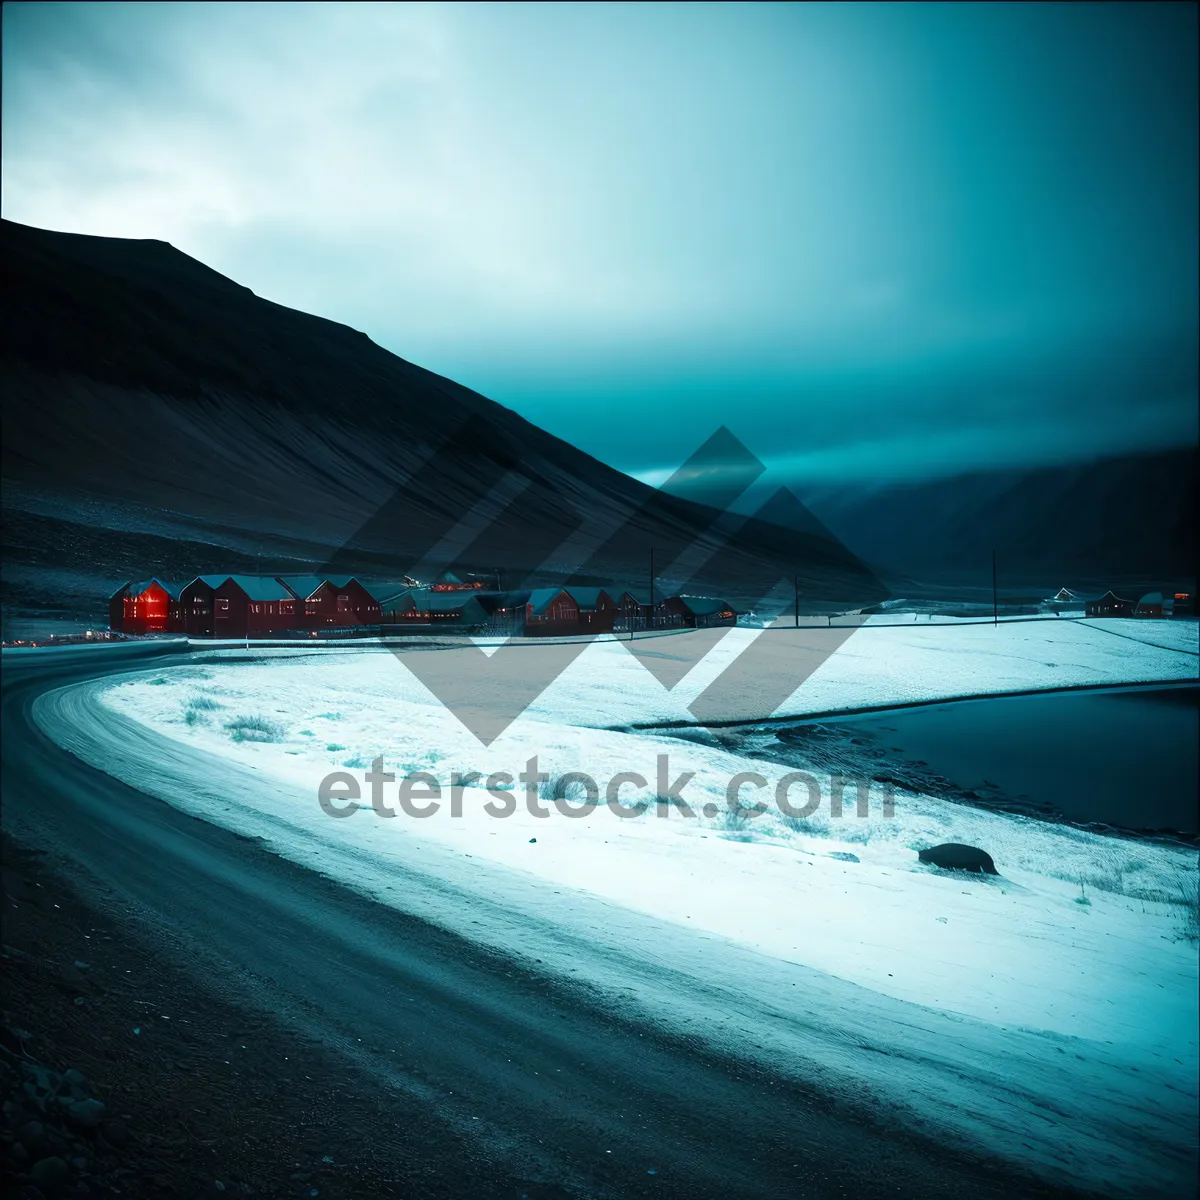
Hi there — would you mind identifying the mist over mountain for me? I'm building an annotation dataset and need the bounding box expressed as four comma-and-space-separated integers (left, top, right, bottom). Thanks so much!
0, 219, 882, 629
802, 447, 1197, 593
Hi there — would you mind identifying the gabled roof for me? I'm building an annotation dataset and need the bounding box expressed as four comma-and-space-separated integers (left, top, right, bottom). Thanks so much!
1095, 590, 1135, 603
130, 578, 180, 599
109, 581, 134, 601
527, 587, 572, 616
566, 587, 612, 610
181, 575, 232, 593
384, 589, 487, 613
367, 582, 418, 606
675, 595, 734, 616
223, 575, 294, 602
276, 575, 327, 600
618, 588, 651, 606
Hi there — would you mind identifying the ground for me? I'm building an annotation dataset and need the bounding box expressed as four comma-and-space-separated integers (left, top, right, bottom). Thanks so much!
15, 616, 1200, 1195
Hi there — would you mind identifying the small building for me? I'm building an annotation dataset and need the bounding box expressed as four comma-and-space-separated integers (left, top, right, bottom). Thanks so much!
1134, 591, 1165, 619
214, 576, 300, 638
109, 578, 179, 634
567, 587, 617, 634
376, 588, 488, 625
615, 589, 654, 633
1171, 591, 1194, 617
278, 576, 380, 627
178, 575, 232, 637
525, 588, 580, 636
1085, 590, 1136, 618
365, 584, 423, 624
478, 590, 532, 634
659, 595, 738, 629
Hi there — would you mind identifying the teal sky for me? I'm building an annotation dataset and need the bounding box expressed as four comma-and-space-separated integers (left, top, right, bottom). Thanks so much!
3, 2, 1196, 486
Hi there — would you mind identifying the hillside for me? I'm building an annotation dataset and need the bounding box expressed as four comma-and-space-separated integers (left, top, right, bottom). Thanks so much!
0, 219, 882, 629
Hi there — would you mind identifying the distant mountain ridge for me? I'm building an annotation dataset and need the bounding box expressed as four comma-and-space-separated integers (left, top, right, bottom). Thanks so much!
803, 446, 1197, 591
0, 219, 882, 628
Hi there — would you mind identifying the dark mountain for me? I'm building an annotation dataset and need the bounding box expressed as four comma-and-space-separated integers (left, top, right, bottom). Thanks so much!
0, 219, 883, 630
802, 447, 1197, 594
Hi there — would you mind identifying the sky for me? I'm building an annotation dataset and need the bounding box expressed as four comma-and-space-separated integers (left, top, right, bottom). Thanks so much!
2, 1, 1197, 490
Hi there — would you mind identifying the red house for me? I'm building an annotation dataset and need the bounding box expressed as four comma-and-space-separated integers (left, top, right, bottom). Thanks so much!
615, 589, 654, 632
524, 588, 580, 636
278, 576, 381, 628
568, 587, 617, 633
659, 595, 737, 629
178, 575, 232, 637
213, 576, 300, 638
109, 579, 179, 634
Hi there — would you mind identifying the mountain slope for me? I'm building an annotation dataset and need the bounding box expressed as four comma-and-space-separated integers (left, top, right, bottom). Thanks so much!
0, 219, 882, 626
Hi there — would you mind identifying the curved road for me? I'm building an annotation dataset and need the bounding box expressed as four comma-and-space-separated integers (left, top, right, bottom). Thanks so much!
3, 643, 1084, 1199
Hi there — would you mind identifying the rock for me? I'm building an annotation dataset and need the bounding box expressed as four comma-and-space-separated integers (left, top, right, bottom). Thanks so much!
528, 838, 537, 844
918, 843, 999, 875
30, 1155, 70, 1192
18, 1119, 49, 1157
62, 1069, 88, 1093
829, 851, 859, 862
65, 1098, 106, 1129
100, 1119, 130, 1148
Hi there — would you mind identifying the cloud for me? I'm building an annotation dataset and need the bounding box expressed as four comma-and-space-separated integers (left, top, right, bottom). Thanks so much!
2, 1, 1196, 481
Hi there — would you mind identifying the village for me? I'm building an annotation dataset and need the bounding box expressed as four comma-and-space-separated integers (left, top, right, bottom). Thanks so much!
1042, 586, 1194, 618
107, 572, 739, 638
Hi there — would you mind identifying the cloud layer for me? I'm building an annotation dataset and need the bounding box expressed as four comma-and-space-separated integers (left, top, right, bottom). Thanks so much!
3, 2, 1196, 484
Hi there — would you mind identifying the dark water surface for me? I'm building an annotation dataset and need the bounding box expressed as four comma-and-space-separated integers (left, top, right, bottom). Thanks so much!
814, 684, 1199, 834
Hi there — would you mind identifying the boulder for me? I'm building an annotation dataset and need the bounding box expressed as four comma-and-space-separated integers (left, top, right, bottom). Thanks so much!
918, 843, 999, 875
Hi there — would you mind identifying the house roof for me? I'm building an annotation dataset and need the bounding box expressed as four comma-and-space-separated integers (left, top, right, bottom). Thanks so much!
363, 581, 416, 605
675, 595, 734, 616
566, 587, 612, 610
618, 588, 651, 606
527, 587, 572, 616
223, 575, 294, 602
276, 575, 326, 600
1137, 591, 1164, 606
180, 575, 232, 594
1095, 590, 1135, 603
388, 589, 486, 613
129, 578, 180, 599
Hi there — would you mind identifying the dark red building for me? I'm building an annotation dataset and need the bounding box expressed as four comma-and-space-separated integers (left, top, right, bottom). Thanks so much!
659, 595, 737, 629
278, 576, 380, 627
178, 575, 232, 637
615, 589, 653, 632
524, 588, 580, 636
213, 576, 300, 638
568, 587, 617, 633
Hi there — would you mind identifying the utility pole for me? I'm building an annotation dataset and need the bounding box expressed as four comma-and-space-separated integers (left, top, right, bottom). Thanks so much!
992, 549, 998, 626
649, 548, 655, 633
794, 575, 799, 628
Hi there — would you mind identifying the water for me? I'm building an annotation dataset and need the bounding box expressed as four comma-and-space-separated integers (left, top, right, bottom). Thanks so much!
814, 684, 1199, 834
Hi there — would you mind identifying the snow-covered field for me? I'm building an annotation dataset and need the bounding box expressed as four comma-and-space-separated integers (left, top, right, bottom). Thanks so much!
32, 616, 1200, 1194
